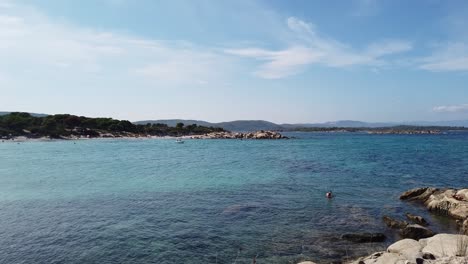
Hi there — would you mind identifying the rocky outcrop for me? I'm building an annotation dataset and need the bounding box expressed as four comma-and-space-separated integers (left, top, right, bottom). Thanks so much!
400, 187, 439, 201
348, 234, 468, 264
400, 187, 468, 235
341, 233, 386, 243
191, 130, 288, 139
383, 215, 435, 239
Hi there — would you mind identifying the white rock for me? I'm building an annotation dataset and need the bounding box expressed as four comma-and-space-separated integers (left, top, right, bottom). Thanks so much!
356, 252, 408, 264
421, 234, 468, 258
387, 238, 422, 260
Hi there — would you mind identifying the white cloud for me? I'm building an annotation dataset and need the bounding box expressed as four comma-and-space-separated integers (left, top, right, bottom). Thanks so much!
225, 17, 412, 79
420, 43, 468, 71
433, 104, 468, 113
0, 2, 230, 88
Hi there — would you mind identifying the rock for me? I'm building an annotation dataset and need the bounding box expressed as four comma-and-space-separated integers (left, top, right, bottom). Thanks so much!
425, 189, 468, 219
406, 213, 429, 226
387, 238, 422, 260
193, 130, 288, 140
422, 252, 435, 259
340, 233, 386, 243
400, 224, 435, 240
420, 233, 468, 258
349, 233, 468, 264
351, 252, 407, 264
221, 203, 260, 215
383, 216, 408, 229
400, 187, 438, 201
401, 187, 468, 234
399, 187, 428, 200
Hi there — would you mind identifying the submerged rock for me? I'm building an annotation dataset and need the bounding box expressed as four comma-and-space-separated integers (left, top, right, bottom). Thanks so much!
406, 213, 429, 226
382, 215, 408, 229
221, 203, 260, 215
340, 233, 386, 243
400, 224, 435, 240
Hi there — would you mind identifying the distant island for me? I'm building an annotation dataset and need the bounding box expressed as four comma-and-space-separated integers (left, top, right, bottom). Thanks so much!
0, 112, 225, 139
136, 118, 468, 131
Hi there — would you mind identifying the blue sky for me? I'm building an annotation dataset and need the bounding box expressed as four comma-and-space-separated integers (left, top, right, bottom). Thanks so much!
1, 0, 468, 123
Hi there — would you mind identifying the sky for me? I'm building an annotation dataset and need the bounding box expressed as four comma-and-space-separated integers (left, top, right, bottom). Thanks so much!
1, 0, 468, 123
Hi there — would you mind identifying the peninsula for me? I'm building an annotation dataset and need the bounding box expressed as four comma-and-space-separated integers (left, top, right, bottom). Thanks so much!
0, 112, 225, 139
0, 112, 288, 140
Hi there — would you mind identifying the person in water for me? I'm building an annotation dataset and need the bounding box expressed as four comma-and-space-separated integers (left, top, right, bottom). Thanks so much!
326, 191, 333, 198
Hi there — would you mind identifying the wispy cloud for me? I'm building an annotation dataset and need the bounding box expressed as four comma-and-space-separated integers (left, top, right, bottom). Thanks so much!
225, 17, 412, 79
420, 42, 468, 71
351, 0, 379, 17
0, 2, 231, 89
433, 104, 468, 113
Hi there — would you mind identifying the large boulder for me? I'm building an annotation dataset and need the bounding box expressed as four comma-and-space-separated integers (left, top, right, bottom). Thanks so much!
341, 233, 386, 243
400, 224, 435, 240
387, 238, 422, 260
420, 234, 468, 258
351, 252, 407, 264
348, 233, 468, 264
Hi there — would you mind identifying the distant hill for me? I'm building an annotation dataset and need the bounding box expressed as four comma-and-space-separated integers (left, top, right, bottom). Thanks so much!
281, 120, 393, 128
0, 111, 48, 117
0, 113, 224, 139
137, 119, 468, 131
135, 119, 283, 132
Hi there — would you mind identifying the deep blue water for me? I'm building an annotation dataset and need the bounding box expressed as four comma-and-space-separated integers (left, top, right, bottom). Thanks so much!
0, 132, 467, 263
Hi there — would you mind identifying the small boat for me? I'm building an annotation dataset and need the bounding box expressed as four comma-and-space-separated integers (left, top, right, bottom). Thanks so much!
175, 139, 184, 144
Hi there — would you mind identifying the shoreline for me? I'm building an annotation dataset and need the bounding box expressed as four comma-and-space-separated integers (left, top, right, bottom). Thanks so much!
299, 187, 468, 264
1, 130, 289, 142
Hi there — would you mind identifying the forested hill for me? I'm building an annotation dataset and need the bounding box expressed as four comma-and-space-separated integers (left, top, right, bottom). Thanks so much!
0, 113, 225, 139
135, 119, 283, 132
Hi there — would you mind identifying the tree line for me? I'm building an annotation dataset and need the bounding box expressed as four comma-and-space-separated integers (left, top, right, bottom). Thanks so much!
0, 112, 225, 138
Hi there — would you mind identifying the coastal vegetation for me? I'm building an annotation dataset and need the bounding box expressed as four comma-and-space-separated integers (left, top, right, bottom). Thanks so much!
0, 112, 225, 139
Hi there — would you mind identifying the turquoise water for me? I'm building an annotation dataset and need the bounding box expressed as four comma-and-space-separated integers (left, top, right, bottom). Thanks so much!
1, 132, 467, 263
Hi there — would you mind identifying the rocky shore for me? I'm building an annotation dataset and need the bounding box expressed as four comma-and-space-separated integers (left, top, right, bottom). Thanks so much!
2, 130, 289, 141
298, 187, 468, 264
400, 187, 468, 235
189, 130, 288, 139
300, 233, 468, 263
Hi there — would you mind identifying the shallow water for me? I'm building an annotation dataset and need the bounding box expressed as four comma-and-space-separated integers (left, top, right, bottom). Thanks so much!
0, 132, 467, 263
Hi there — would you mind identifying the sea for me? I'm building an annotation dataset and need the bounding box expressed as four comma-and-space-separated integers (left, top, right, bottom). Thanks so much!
1, 132, 467, 263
